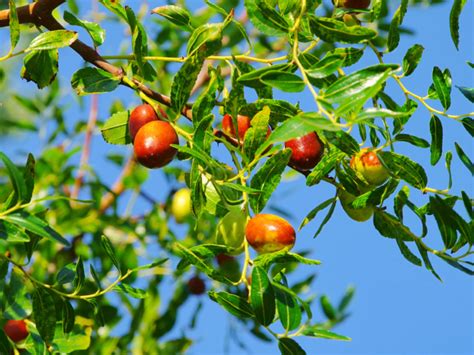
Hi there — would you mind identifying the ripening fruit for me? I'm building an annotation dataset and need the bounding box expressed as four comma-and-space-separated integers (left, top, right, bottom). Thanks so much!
129, 104, 159, 141
215, 209, 247, 255
350, 148, 390, 186
134, 121, 179, 169
285, 132, 324, 171
3, 319, 29, 342
335, 0, 371, 10
222, 114, 251, 140
337, 188, 374, 222
187, 276, 206, 295
171, 188, 192, 223
245, 214, 296, 254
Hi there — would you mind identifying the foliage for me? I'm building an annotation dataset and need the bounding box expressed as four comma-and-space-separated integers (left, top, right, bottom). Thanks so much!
0, 0, 472, 353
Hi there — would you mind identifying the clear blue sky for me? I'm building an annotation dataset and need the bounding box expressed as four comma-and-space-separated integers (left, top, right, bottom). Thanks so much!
1, 1, 473, 354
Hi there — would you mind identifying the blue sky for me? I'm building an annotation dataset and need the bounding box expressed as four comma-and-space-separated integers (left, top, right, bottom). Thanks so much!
1, 1, 473, 354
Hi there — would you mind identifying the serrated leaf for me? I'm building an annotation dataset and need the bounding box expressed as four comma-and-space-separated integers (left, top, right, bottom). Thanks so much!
299, 197, 337, 230
244, 0, 289, 37
373, 210, 417, 242
151, 5, 194, 31
27, 30, 78, 51
100, 110, 131, 145
250, 149, 291, 213
321, 64, 399, 115
396, 238, 422, 266
260, 71, 305, 92
71, 67, 120, 95
115, 283, 147, 299
378, 151, 428, 190
0, 152, 27, 205
244, 106, 271, 162
306, 149, 345, 186
394, 134, 429, 148
7, 0, 20, 52
250, 266, 275, 326
64, 11, 106, 47
309, 16, 377, 44
22, 49, 58, 89
454, 142, 473, 175
432, 67, 452, 110
275, 283, 301, 331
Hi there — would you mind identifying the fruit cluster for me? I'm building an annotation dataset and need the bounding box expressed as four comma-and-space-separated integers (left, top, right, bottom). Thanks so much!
129, 104, 179, 169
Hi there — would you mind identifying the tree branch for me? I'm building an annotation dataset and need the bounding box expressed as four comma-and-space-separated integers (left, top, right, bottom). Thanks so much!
0, 0, 193, 120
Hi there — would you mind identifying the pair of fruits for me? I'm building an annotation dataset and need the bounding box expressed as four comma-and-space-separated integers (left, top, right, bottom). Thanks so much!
222, 114, 324, 172
3, 319, 29, 343
129, 104, 179, 169
339, 148, 390, 222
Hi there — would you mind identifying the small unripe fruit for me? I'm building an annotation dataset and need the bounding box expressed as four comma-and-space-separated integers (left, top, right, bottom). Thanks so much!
3, 319, 28, 342
285, 132, 324, 171
134, 121, 179, 169
171, 188, 192, 223
350, 148, 389, 186
337, 188, 374, 222
215, 209, 247, 255
129, 104, 159, 141
335, 0, 370, 10
187, 276, 206, 295
245, 214, 296, 254
222, 114, 251, 140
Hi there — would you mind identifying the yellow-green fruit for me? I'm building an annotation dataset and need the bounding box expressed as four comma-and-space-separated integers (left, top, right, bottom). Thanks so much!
215, 208, 247, 255
171, 188, 192, 223
338, 188, 374, 222
350, 148, 390, 186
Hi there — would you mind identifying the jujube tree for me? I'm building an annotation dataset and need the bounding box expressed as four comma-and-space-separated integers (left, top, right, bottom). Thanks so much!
0, 0, 472, 354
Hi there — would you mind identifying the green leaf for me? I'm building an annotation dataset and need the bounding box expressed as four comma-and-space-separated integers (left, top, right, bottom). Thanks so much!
429, 196, 459, 249
396, 238, 422, 266
71, 67, 120, 95
321, 64, 399, 115
63, 11, 106, 47
338, 286, 355, 313
238, 64, 293, 89
415, 240, 442, 281
312, 198, 337, 238
74, 257, 85, 293
56, 263, 76, 285
101, 235, 121, 272
432, 67, 452, 110
309, 16, 377, 43
244, 0, 289, 36
275, 283, 302, 331
454, 142, 474, 175
115, 283, 147, 299
306, 55, 344, 79
394, 134, 429, 148
402, 44, 424, 76
378, 151, 428, 190
4, 269, 32, 319
171, 51, 205, 114
187, 23, 223, 56
278, 337, 306, 355
27, 30, 78, 51
456, 86, 474, 103
240, 99, 300, 125
23, 154, 35, 204
0, 221, 30, 242
208, 291, 254, 318
22, 49, 58, 89
100, 110, 131, 145
254, 251, 321, 270
449, 0, 467, 50
326, 47, 364, 67
62, 300, 75, 334
320, 295, 337, 320
0, 152, 27, 205
7, 0, 20, 52
151, 5, 194, 31
32, 287, 57, 344
306, 149, 345, 186
250, 267, 275, 326
323, 130, 360, 155
260, 71, 305, 92
302, 327, 352, 341
387, 0, 408, 52
429, 115, 443, 165
244, 106, 271, 162
4, 211, 70, 246
299, 197, 337, 230
250, 149, 291, 213
373, 210, 418, 242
